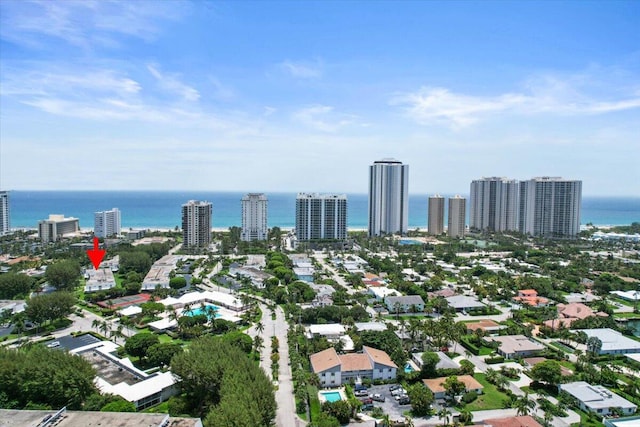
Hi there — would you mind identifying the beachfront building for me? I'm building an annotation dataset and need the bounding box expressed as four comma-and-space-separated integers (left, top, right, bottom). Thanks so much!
94, 208, 121, 238
469, 177, 520, 233
447, 195, 466, 238
182, 200, 212, 249
295, 193, 347, 241
518, 177, 582, 238
310, 346, 397, 387
560, 382, 637, 416
428, 195, 445, 235
368, 158, 409, 237
0, 191, 9, 236
38, 214, 80, 242
241, 193, 268, 241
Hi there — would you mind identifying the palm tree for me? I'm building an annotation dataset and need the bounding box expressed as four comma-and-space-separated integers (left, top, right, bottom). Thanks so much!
91, 318, 101, 332
256, 321, 265, 335
438, 407, 452, 426
253, 335, 264, 354
110, 324, 125, 344
99, 320, 110, 338
515, 392, 535, 416
382, 413, 391, 427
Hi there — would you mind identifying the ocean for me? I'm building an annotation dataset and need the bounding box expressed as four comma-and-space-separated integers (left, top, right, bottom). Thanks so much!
5, 191, 640, 230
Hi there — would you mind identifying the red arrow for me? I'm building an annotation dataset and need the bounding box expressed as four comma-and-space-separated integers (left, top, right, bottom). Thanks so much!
87, 237, 106, 270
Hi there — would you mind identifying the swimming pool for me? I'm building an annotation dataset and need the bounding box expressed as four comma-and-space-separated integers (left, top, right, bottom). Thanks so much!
321, 391, 342, 402
399, 239, 421, 245
404, 363, 415, 373
184, 304, 221, 318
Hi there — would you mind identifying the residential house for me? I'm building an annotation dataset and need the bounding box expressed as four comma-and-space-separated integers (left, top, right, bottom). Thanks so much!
560, 382, 637, 416
487, 335, 545, 359
465, 319, 504, 335
310, 346, 398, 388
422, 375, 483, 400
513, 289, 550, 307
575, 328, 640, 355
480, 416, 542, 427
384, 295, 425, 313
445, 295, 485, 312
543, 303, 608, 329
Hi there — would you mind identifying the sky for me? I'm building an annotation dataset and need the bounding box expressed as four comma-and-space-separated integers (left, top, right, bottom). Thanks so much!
1, 1, 639, 196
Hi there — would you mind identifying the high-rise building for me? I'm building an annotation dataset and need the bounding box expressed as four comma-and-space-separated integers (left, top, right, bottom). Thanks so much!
0, 191, 9, 236
94, 208, 121, 238
469, 177, 520, 232
296, 193, 347, 241
518, 177, 582, 238
241, 193, 268, 241
38, 214, 80, 242
182, 200, 212, 248
428, 195, 445, 235
368, 158, 409, 237
448, 195, 466, 238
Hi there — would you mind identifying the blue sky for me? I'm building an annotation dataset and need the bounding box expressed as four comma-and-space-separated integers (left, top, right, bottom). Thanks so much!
1, 1, 639, 195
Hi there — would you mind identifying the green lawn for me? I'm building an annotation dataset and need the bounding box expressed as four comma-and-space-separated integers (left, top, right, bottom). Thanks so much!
571, 408, 604, 427
464, 373, 510, 411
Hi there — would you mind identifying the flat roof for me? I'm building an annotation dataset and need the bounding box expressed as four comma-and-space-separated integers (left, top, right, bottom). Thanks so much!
560, 382, 637, 410
0, 410, 202, 427
489, 335, 545, 354
575, 328, 640, 352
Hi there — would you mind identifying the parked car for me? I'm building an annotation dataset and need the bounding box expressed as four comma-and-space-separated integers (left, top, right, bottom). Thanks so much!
370, 393, 385, 402
355, 390, 369, 397
355, 383, 367, 392
391, 387, 405, 396
358, 397, 373, 409
46, 341, 60, 348
389, 384, 401, 391
398, 396, 411, 405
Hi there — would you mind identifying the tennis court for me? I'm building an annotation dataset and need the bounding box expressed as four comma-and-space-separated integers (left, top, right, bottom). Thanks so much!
97, 293, 152, 308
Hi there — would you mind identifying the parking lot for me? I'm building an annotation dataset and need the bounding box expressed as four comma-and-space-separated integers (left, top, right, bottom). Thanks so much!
360, 384, 411, 419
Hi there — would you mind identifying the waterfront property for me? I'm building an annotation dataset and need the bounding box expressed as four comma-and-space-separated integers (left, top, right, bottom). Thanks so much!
559, 382, 637, 416
573, 328, 640, 355
310, 346, 397, 388
84, 267, 117, 293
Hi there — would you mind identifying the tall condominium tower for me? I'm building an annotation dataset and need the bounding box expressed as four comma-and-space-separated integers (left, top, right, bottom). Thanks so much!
448, 195, 466, 238
38, 214, 80, 242
519, 177, 582, 238
469, 177, 520, 232
0, 191, 8, 236
368, 158, 409, 237
94, 208, 121, 238
428, 195, 445, 235
296, 193, 347, 241
241, 193, 268, 241
182, 200, 212, 248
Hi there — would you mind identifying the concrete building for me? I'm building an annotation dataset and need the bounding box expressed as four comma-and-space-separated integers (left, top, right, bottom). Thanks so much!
428, 194, 445, 235
84, 267, 117, 293
241, 193, 268, 241
384, 295, 425, 313
575, 328, 640, 355
560, 382, 637, 416
38, 214, 80, 242
181, 200, 212, 249
295, 193, 347, 241
0, 410, 202, 427
368, 158, 409, 236
519, 177, 582, 238
448, 195, 466, 238
0, 191, 9, 236
487, 335, 545, 359
94, 208, 121, 238
310, 346, 397, 387
469, 177, 520, 232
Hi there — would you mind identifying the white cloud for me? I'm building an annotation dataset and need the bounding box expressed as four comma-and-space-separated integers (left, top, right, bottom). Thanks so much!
147, 64, 200, 102
292, 105, 357, 132
393, 73, 640, 128
0, 0, 186, 49
279, 60, 323, 78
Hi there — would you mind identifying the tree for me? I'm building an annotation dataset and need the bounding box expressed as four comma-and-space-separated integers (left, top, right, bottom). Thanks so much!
407, 383, 434, 416
169, 276, 187, 290
458, 409, 473, 425
309, 412, 340, 427
0, 273, 33, 299
141, 301, 165, 318
119, 251, 152, 275
124, 332, 160, 359
530, 360, 562, 385
514, 393, 535, 416
25, 291, 76, 326
0, 345, 96, 409
146, 342, 183, 367
586, 336, 603, 358
101, 399, 136, 412
420, 352, 440, 378
321, 400, 351, 424
45, 260, 81, 291
438, 407, 452, 426
172, 336, 275, 424
442, 376, 466, 403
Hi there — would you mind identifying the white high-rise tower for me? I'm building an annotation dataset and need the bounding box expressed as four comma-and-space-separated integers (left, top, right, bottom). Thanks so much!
469, 177, 519, 232
428, 195, 445, 235
241, 193, 268, 241
368, 159, 409, 237
94, 208, 121, 238
296, 193, 347, 241
448, 195, 466, 238
0, 191, 9, 236
519, 177, 582, 238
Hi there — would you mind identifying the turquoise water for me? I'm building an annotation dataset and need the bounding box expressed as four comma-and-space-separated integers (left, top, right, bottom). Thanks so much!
399, 239, 422, 245
184, 304, 220, 318
404, 363, 415, 373
321, 391, 342, 402
7, 191, 640, 229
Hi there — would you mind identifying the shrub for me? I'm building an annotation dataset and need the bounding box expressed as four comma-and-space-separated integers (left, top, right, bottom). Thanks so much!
485, 356, 505, 364
461, 391, 478, 404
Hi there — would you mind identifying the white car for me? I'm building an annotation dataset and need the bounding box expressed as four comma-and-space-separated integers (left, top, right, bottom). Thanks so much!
46, 341, 60, 348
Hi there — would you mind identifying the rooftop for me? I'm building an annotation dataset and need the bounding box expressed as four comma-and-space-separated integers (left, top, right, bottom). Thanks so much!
423, 375, 483, 394
560, 382, 637, 410
488, 335, 545, 355
0, 410, 202, 427
574, 328, 640, 353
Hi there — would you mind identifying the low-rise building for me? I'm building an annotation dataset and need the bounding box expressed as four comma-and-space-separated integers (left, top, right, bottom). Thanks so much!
543, 302, 607, 329
412, 351, 460, 370
574, 328, 640, 355
229, 264, 272, 289
560, 382, 637, 416
480, 416, 542, 427
142, 255, 181, 290
465, 319, 504, 335
310, 346, 397, 388
445, 295, 485, 312
368, 286, 400, 301
487, 335, 545, 359
422, 375, 483, 400
84, 267, 117, 293
384, 295, 425, 313
513, 289, 550, 307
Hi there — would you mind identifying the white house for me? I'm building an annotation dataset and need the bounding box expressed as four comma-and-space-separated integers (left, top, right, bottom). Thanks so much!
560, 382, 637, 416
384, 295, 425, 313
310, 346, 397, 388
576, 328, 640, 355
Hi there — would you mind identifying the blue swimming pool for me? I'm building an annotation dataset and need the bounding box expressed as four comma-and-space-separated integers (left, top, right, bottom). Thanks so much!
404, 363, 415, 373
399, 239, 421, 245
321, 391, 342, 402
184, 304, 221, 318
